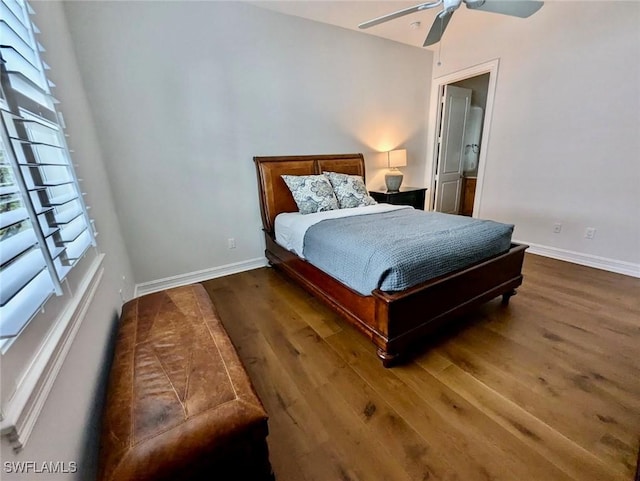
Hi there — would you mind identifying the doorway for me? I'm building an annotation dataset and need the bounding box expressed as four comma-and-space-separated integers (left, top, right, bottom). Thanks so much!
425, 59, 499, 217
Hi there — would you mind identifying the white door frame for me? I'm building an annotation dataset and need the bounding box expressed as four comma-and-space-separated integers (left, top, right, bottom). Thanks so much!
423, 58, 500, 217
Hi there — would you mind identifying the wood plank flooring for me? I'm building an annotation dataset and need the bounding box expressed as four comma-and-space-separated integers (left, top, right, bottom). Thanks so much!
201, 254, 640, 481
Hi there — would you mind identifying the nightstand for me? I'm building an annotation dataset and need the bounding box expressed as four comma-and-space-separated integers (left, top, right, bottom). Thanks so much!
369, 187, 427, 210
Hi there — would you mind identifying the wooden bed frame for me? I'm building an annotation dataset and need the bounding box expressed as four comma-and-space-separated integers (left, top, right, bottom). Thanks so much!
254, 153, 528, 367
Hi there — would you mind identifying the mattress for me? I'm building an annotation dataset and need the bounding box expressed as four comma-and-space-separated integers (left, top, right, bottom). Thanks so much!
274, 204, 410, 257
275, 207, 514, 295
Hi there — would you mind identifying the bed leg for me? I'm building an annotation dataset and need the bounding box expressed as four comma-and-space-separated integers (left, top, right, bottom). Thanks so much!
376, 348, 400, 368
501, 289, 517, 305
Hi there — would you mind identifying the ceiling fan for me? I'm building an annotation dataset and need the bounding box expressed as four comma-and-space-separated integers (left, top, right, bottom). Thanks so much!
358, 0, 544, 47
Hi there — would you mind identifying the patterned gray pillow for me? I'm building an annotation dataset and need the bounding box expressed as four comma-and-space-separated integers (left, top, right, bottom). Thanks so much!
281, 174, 339, 214
323, 172, 377, 209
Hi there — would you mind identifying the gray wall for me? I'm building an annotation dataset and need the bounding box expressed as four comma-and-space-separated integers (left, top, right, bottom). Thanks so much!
63, 1, 434, 285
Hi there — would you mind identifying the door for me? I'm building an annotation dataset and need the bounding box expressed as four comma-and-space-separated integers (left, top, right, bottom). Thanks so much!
434, 85, 471, 214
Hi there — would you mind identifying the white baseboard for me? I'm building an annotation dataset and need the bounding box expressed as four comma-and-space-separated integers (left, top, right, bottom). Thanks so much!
134, 257, 268, 297
514, 240, 640, 278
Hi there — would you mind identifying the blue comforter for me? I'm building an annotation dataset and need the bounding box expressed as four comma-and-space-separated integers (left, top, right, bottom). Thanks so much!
303, 209, 514, 295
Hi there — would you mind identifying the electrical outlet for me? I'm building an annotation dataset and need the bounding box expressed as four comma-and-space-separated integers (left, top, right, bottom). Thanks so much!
553, 223, 562, 234
585, 227, 596, 240
227, 238, 236, 249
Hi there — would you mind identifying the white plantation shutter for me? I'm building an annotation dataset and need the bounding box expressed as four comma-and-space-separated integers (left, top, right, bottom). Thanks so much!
0, 0, 95, 338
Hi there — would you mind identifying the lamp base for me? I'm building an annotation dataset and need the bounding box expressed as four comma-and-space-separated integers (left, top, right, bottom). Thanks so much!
385, 172, 403, 192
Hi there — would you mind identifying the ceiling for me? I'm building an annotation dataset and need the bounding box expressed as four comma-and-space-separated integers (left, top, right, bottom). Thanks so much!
248, 1, 448, 50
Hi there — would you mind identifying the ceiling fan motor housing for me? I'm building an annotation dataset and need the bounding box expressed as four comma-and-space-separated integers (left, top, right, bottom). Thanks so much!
464, 0, 487, 9
443, 0, 463, 13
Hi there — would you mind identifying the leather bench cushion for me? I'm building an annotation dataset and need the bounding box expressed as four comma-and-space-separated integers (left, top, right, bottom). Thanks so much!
98, 284, 268, 481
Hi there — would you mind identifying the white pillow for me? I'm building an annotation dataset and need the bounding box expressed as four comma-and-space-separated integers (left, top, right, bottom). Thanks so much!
323, 171, 377, 209
281, 174, 339, 214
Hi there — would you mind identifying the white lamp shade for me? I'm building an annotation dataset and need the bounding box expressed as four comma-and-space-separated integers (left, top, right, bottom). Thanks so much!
388, 149, 407, 168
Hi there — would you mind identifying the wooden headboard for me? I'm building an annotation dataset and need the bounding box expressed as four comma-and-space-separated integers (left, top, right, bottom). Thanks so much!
253, 153, 365, 234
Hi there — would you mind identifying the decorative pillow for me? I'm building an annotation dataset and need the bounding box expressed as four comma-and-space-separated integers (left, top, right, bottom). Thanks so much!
323, 171, 377, 209
281, 174, 339, 215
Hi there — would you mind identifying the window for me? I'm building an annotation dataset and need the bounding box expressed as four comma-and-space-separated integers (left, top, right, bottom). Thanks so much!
0, 0, 95, 339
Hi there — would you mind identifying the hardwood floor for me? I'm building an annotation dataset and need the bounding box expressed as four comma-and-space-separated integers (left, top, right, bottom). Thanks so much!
201, 254, 640, 481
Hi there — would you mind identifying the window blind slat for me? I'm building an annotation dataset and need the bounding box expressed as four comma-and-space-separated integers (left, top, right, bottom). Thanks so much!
20, 167, 73, 191
0, 26, 38, 66
14, 112, 58, 129
30, 179, 75, 189
6, 71, 55, 111
49, 244, 65, 260
10, 138, 63, 149
33, 204, 53, 215
45, 191, 77, 206
24, 142, 68, 165
0, 268, 53, 338
0, 228, 37, 266
2, 0, 28, 26
0, 247, 46, 305
19, 161, 67, 167
53, 205, 82, 225
0, 205, 29, 229
0, 191, 19, 207
0, 8, 30, 42
59, 216, 86, 243
22, 117, 60, 145
1, 44, 39, 73
3, 45, 47, 91
39, 223, 59, 237
9, 89, 57, 124
64, 228, 91, 262
0, 185, 20, 195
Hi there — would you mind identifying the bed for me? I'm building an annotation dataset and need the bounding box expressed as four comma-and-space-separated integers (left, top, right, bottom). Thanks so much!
254, 153, 528, 367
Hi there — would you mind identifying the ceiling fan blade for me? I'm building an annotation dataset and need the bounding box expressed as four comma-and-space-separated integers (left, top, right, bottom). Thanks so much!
465, 0, 543, 18
423, 10, 454, 46
358, 0, 442, 29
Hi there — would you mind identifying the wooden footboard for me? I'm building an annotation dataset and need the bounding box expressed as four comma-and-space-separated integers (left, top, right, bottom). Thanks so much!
265, 233, 527, 366
372, 242, 527, 365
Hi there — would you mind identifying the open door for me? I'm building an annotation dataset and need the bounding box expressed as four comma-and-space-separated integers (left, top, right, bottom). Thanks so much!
434, 85, 471, 214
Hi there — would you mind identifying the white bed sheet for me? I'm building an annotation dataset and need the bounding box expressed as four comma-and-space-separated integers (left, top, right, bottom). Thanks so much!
274, 204, 411, 258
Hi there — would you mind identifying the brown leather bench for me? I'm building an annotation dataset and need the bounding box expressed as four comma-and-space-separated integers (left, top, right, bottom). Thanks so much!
98, 284, 274, 481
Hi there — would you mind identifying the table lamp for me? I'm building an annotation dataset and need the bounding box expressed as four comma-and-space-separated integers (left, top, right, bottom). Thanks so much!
385, 149, 407, 192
